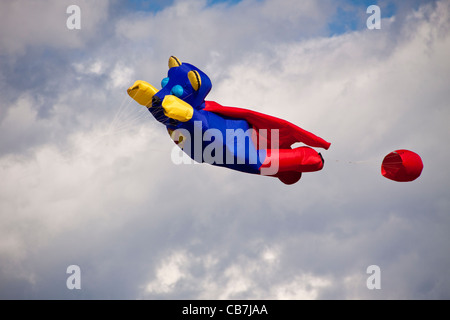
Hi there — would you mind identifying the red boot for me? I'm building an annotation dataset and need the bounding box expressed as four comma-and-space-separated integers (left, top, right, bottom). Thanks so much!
260, 147, 324, 174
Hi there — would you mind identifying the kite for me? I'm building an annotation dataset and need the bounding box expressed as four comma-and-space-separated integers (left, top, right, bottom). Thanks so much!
381, 149, 423, 182
127, 56, 330, 184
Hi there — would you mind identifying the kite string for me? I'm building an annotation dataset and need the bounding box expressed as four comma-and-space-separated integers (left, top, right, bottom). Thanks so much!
58, 90, 149, 160
108, 92, 135, 134
54, 93, 128, 159
333, 158, 379, 165
332, 158, 404, 167
108, 89, 152, 135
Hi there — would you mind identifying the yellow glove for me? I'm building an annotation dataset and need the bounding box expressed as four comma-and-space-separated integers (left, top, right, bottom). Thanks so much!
162, 95, 194, 122
127, 80, 158, 107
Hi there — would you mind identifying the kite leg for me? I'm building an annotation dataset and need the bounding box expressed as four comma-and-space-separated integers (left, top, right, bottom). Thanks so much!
260, 147, 324, 174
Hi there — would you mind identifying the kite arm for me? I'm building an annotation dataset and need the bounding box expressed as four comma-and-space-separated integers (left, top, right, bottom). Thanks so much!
161, 95, 194, 122
127, 80, 158, 107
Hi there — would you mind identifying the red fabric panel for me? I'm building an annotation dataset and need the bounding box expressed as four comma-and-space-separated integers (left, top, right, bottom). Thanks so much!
381, 149, 423, 182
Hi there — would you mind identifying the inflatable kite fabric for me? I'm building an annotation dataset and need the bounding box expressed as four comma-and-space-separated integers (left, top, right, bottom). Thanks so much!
381, 149, 423, 182
127, 56, 331, 185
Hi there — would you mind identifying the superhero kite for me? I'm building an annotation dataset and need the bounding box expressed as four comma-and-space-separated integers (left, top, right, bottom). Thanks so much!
127, 56, 331, 185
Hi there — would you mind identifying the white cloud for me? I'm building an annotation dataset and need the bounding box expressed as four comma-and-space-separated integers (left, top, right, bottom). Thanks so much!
273, 274, 331, 300
114, 0, 337, 68
0, 118, 164, 272
141, 245, 331, 299
73, 60, 105, 76
109, 63, 135, 89
145, 251, 190, 294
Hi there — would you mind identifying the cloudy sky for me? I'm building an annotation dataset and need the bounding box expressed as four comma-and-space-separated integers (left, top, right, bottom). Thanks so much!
0, 0, 449, 300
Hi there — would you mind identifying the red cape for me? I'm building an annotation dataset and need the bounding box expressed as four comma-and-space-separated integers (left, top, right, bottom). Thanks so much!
204, 101, 331, 150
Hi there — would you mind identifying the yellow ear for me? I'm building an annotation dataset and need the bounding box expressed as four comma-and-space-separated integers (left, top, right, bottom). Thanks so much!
188, 70, 201, 91
168, 56, 182, 69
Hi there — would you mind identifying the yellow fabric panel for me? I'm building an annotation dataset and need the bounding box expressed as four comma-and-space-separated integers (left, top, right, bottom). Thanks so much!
168, 56, 182, 69
162, 95, 194, 122
188, 70, 201, 91
127, 80, 158, 107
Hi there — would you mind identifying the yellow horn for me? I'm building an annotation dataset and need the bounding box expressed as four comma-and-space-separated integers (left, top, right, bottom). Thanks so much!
168, 56, 182, 69
188, 70, 201, 91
